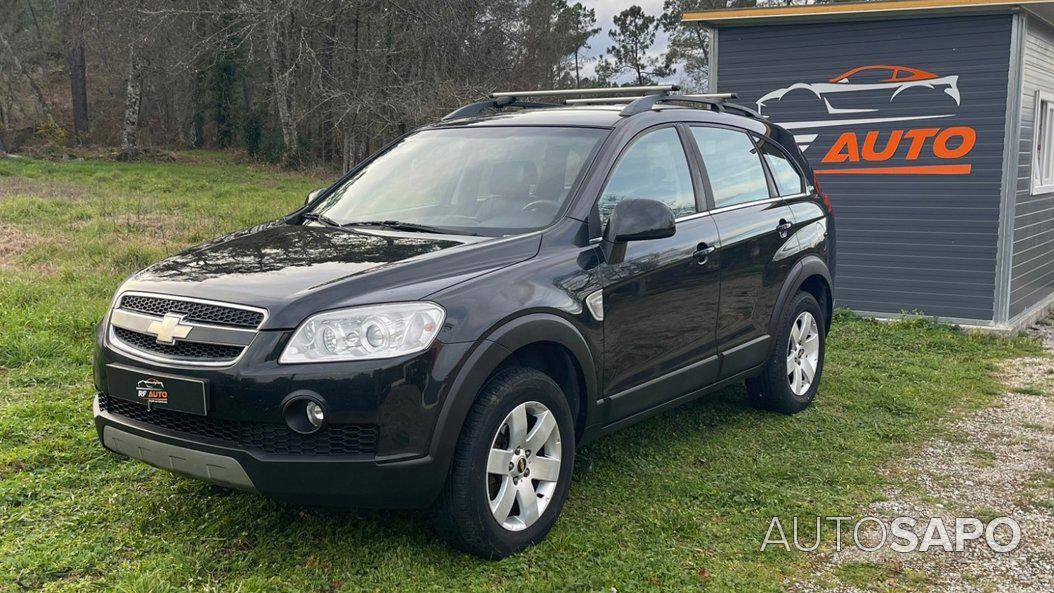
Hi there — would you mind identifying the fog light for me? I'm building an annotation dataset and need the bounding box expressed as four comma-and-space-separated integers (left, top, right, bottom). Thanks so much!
282, 392, 327, 434
306, 401, 324, 427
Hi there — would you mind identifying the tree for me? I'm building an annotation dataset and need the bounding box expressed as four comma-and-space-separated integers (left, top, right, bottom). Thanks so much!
661, 0, 724, 93
564, 2, 599, 88
605, 5, 672, 86
119, 42, 144, 160
0, 0, 615, 165
53, 0, 89, 141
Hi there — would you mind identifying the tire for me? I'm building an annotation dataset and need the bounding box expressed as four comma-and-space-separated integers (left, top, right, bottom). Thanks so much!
431, 366, 575, 558
746, 291, 826, 414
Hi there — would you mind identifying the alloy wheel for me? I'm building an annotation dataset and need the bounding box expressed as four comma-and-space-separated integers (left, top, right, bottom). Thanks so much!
786, 311, 820, 396
486, 401, 562, 531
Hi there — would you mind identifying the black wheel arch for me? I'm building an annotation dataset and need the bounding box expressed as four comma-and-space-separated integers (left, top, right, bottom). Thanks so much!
770, 255, 834, 337
427, 313, 599, 477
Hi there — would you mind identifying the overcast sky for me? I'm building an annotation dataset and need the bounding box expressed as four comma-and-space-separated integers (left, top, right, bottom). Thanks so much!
579, 0, 674, 81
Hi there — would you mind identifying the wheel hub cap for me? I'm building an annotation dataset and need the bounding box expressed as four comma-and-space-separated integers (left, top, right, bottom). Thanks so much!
486, 401, 562, 532
786, 311, 820, 397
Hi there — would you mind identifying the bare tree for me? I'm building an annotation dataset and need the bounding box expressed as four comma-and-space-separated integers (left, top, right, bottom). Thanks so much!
0, 27, 54, 123
54, 0, 89, 141
0, 0, 700, 164
119, 42, 144, 159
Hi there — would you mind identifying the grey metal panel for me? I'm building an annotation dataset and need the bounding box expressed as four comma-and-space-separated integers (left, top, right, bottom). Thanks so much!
717, 15, 1012, 322
102, 425, 255, 491
1010, 16, 1054, 318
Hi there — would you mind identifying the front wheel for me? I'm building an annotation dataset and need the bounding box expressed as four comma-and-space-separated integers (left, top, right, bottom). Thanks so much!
431, 366, 575, 558
747, 291, 826, 414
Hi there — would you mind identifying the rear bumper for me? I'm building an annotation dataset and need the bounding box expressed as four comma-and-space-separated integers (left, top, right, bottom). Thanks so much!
94, 395, 448, 508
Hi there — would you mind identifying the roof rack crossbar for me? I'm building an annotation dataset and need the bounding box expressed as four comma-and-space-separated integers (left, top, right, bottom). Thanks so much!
491, 85, 678, 98
563, 96, 649, 105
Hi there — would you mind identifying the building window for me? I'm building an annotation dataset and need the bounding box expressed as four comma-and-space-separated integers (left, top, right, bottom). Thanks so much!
1032, 90, 1054, 195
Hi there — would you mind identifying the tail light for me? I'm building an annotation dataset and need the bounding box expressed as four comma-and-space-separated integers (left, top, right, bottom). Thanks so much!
812, 172, 834, 218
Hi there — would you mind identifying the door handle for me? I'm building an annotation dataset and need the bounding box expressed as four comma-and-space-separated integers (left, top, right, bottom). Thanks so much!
777, 219, 793, 238
694, 242, 716, 263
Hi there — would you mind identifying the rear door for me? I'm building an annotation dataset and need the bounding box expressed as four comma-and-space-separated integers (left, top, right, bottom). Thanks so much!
598, 125, 722, 422
686, 125, 799, 379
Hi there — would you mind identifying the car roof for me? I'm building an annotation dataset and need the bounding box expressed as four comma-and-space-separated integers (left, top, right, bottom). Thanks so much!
429, 103, 770, 132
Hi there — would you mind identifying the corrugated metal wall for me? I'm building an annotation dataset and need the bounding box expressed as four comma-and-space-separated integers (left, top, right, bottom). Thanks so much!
717, 15, 1011, 322
1011, 16, 1054, 319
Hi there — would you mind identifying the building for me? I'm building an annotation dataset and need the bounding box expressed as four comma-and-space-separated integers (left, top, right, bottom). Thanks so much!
683, 0, 1054, 331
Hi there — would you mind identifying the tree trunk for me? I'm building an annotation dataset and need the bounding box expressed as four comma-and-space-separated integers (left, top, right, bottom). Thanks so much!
574, 50, 580, 87
120, 44, 144, 160
54, 0, 89, 141
265, 9, 297, 161
0, 29, 54, 123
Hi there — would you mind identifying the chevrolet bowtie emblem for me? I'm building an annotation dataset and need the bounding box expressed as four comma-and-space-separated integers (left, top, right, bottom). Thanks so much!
147, 313, 193, 345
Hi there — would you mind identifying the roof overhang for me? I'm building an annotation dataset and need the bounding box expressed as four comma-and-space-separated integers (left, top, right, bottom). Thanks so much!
682, 0, 1054, 28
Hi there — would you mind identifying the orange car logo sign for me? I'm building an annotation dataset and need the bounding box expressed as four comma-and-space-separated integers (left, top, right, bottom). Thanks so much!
136, 378, 168, 404
756, 64, 975, 175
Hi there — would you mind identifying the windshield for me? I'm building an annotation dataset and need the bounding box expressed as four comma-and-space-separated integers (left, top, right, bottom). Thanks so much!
310, 126, 608, 236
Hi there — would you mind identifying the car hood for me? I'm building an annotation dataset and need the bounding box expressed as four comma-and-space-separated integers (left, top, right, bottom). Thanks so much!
120, 221, 541, 329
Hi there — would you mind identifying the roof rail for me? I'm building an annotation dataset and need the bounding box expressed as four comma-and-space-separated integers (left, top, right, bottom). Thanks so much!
440, 86, 761, 122
441, 96, 558, 121
619, 92, 765, 119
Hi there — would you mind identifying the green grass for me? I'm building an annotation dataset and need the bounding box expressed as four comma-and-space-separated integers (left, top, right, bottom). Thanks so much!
0, 153, 1041, 592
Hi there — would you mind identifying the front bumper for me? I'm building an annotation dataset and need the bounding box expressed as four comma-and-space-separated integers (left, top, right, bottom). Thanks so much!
94, 394, 449, 508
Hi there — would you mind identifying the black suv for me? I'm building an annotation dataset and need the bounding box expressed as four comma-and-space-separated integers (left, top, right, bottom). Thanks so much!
93, 87, 835, 558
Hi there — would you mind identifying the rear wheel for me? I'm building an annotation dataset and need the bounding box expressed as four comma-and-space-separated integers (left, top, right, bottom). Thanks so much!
747, 291, 825, 414
432, 366, 575, 558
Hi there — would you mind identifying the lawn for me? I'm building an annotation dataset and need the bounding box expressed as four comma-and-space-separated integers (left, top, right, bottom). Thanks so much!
0, 152, 1040, 592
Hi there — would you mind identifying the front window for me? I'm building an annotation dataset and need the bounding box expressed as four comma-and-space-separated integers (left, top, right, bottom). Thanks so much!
597, 127, 697, 225
311, 127, 607, 236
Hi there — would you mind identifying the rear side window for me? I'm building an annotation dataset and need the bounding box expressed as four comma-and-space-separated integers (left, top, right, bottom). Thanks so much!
757, 138, 805, 196
690, 127, 769, 208
598, 127, 696, 223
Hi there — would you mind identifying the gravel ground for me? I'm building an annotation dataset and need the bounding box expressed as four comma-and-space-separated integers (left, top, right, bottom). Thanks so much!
792, 321, 1054, 593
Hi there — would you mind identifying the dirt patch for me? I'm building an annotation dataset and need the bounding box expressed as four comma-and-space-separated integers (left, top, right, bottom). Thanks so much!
0, 224, 40, 263
0, 176, 92, 202
0, 224, 58, 275
792, 323, 1054, 592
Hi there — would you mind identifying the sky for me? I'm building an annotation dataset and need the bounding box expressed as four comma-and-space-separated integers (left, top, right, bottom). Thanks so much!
578, 0, 674, 81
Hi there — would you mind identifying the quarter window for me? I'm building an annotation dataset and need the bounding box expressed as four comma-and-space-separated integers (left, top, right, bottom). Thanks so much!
690, 127, 770, 208
598, 127, 696, 224
1032, 90, 1054, 195
757, 138, 805, 196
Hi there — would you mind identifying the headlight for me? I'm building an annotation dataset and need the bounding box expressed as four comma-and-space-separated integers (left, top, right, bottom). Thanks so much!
279, 302, 445, 363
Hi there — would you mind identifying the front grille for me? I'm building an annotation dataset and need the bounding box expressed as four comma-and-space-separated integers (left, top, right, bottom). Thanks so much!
113, 327, 244, 362
99, 394, 379, 456
120, 294, 264, 329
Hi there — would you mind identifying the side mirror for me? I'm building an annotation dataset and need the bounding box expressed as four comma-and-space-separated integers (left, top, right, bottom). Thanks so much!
602, 199, 676, 264
305, 188, 325, 205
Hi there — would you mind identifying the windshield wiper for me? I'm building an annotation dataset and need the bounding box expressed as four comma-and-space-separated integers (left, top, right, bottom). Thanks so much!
341, 220, 480, 236
301, 212, 343, 227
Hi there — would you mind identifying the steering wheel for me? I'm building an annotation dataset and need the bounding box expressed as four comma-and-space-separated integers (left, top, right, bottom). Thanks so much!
521, 200, 561, 217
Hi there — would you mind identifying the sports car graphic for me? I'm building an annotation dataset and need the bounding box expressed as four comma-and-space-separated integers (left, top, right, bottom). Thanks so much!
136, 378, 164, 391
756, 65, 961, 116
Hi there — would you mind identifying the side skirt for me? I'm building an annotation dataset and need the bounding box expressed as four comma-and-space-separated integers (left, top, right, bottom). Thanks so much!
595, 364, 765, 438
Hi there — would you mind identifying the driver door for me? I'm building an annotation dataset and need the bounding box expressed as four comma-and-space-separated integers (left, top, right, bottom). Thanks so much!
598, 125, 722, 423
